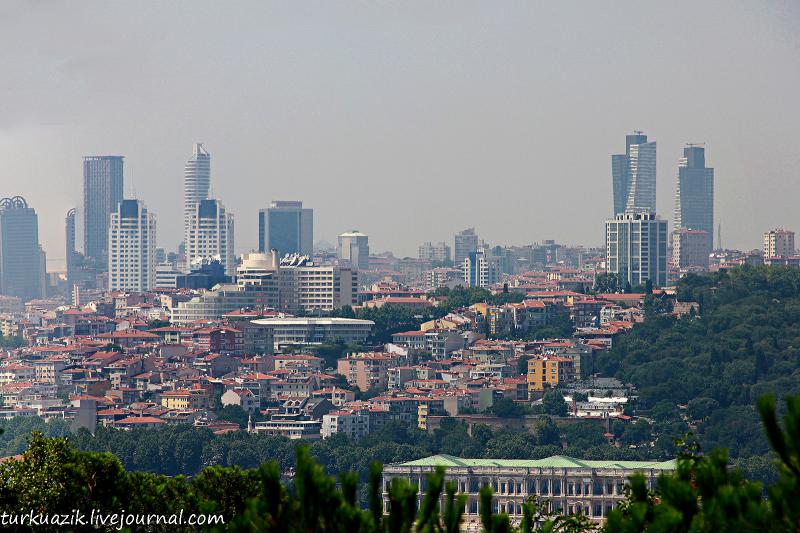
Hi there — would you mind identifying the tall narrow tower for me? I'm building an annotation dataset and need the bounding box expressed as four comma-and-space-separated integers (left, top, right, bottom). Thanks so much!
184, 143, 211, 250
83, 156, 124, 261
674, 144, 714, 253
0, 196, 43, 301
65, 208, 77, 289
108, 199, 157, 292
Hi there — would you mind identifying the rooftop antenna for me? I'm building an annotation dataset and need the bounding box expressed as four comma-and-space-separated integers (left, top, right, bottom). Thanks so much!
128, 165, 136, 199
633, 130, 644, 135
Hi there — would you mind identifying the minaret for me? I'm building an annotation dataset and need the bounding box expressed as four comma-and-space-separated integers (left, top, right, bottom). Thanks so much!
247, 413, 253, 433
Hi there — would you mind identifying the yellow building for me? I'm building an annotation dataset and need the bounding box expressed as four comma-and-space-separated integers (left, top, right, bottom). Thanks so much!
160, 388, 211, 410
527, 357, 575, 392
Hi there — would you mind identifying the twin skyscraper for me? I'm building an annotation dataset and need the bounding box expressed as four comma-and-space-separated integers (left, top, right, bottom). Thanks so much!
611, 131, 715, 247
606, 132, 715, 288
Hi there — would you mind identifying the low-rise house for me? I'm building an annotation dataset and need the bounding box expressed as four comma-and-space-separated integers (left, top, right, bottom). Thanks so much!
321, 408, 370, 440
114, 416, 167, 430
221, 388, 259, 413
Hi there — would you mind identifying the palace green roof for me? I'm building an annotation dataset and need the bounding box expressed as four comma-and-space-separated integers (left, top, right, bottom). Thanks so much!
394, 454, 676, 470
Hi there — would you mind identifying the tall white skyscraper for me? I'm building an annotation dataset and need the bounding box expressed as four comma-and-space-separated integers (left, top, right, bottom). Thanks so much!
605, 212, 667, 287
337, 231, 369, 270
184, 143, 211, 248
108, 199, 156, 292
612, 132, 656, 215
185, 199, 235, 275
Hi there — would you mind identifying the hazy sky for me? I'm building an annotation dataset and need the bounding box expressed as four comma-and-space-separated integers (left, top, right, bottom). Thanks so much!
1, 1, 799, 268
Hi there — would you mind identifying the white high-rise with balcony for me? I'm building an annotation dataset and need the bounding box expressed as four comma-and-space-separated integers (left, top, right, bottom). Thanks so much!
108, 199, 156, 292
185, 199, 235, 275
184, 143, 211, 250
605, 212, 667, 287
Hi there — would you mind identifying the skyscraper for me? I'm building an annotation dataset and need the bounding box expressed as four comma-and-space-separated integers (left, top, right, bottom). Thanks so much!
108, 199, 156, 292
258, 201, 313, 256
0, 196, 43, 301
65, 208, 77, 289
185, 199, 235, 275
612, 133, 656, 215
674, 145, 714, 253
83, 155, 124, 261
184, 143, 211, 248
454, 228, 479, 265
605, 212, 667, 287
337, 231, 369, 270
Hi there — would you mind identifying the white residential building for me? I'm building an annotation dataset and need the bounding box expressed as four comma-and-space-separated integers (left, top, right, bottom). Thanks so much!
338, 231, 369, 269
463, 249, 500, 288
419, 241, 451, 263
185, 199, 235, 275
605, 212, 667, 287
155, 263, 181, 289
322, 408, 370, 441
108, 199, 156, 292
764, 228, 795, 259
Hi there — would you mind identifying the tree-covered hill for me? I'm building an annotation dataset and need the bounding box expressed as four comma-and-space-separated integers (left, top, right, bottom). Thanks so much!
597, 265, 800, 465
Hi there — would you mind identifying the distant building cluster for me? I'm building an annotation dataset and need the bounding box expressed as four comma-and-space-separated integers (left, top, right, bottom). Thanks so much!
0, 132, 791, 492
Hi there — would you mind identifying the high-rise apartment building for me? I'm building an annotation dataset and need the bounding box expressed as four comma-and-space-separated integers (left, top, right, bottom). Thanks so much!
108, 199, 156, 292
0, 197, 43, 301
418, 241, 452, 263
454, 228, 479, 265
83, 156, 124, 261
463, 249, 500, 288
185, 199, 235, 275
672, 229, 710, 270
605, 212, 667, 287
258, 201, 313, 256
184, 143, 211, 249
612, 133, 656, 215
338, 231, 369, 270
277, 256, 358, 315
674, 145, 714, 253
764, 228, 796, 259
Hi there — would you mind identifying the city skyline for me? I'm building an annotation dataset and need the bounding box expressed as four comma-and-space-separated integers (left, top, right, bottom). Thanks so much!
1, 2, 799, 265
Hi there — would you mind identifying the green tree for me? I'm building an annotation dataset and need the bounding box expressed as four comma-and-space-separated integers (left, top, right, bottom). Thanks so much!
542, 389, 568, 416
